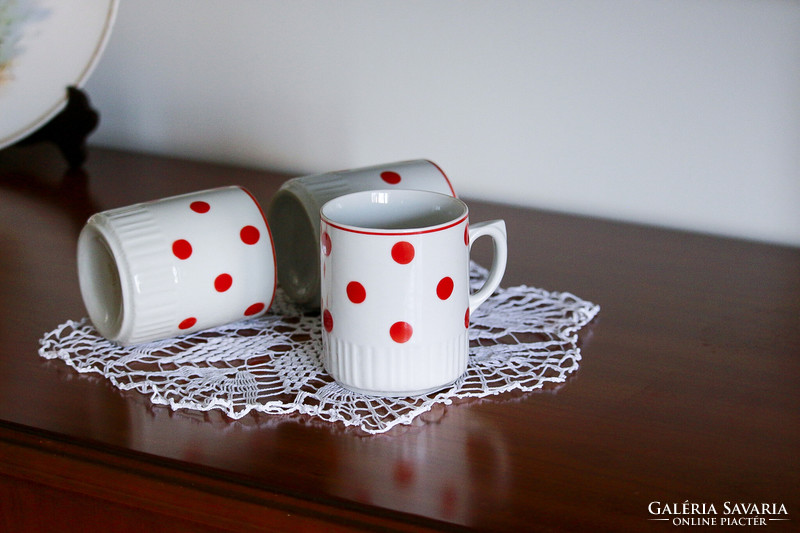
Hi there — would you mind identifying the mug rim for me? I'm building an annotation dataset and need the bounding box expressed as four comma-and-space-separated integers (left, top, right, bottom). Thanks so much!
320, 189, 468, 236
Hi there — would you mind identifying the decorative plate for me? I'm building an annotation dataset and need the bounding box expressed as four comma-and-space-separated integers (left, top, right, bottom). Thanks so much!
0, 0, 118, 149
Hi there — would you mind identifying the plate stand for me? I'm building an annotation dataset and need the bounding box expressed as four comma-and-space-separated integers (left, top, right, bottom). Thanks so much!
14, 86, 99, 169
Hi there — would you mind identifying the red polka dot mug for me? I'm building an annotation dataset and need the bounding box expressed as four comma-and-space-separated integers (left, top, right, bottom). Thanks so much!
320, 190, 507, 397
266, 160, 456, 308
77, 186, 276, 346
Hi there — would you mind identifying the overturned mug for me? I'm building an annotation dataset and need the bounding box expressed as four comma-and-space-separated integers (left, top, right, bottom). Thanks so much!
267, 160, 456, 307
320, 190, 507, 396
77, 186, 276, 346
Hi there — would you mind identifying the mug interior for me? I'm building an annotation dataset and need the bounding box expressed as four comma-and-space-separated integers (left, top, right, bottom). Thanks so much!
321, 190, 466, 231
77, 224, 125, 340
267, 188, 319, 304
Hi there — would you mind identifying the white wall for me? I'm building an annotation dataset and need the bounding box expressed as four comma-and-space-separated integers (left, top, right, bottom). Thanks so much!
84, 0, 800, 247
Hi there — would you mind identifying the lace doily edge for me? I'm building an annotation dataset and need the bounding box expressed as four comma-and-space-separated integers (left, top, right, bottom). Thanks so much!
39, 338, 586, 435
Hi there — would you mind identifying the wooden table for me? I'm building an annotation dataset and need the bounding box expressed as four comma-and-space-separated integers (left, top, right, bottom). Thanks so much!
1, 145, 798, 532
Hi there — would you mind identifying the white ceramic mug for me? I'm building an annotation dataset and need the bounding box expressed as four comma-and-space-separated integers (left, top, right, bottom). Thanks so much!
77, 186, 276, 346
267, 160, 456, 307
320, 190, 507, 396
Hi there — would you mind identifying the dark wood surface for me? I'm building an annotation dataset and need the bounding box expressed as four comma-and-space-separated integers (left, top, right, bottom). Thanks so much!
0, 145, 798, 531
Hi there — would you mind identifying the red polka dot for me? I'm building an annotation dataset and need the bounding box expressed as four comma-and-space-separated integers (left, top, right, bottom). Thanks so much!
347, 281, 366, 303
390, 321, 413, 343
380, 171, 401, 185
240, 225, 260, 245
190, 201, 210, 213
172, 239, 192, 260
464, 224, 469, 246
437, 277, 454, 300
244, 302, 265, 316
321, 232, 332, 256
214, 273, 233, 292
391, 241, 415, 264
323, 309, 334, 332
179, 317, 197, 330
464, 308, 470, 328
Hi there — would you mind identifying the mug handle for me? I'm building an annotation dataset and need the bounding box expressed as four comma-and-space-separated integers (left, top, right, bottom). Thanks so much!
468, 220, 508, 314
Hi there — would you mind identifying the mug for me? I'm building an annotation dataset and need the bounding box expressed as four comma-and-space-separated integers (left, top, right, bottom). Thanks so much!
77, 186, 276, 346
266, 160, 456, 307
320, 190, 507, 396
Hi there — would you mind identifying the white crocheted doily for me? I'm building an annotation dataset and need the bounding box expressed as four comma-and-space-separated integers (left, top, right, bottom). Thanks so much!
39, 263, 599, 434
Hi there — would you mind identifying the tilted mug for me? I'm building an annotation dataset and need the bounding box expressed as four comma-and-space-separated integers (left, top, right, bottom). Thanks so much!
266, 160, 456, 307
77, 186, 276, 346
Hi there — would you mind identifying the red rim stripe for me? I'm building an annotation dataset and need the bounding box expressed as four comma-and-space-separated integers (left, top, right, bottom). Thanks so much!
237, 185, 278, 312
425, 159, 458, 198
322, 213, 468, 236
